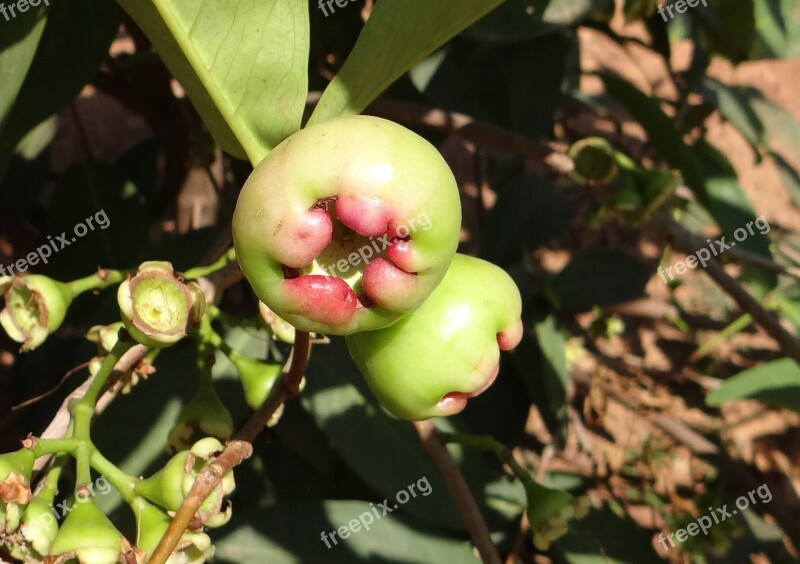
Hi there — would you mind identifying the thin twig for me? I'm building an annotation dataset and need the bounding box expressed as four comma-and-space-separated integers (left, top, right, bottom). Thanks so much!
666, 222, 800, 365
413, 420, 501, 564
670, 223, 800, 281
148, 331, 311, 564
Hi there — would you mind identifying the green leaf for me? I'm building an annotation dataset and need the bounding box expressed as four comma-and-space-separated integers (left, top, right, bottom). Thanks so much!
0, 0, 121, 180
549, 250, 650, 311
117, 0, 310, 163
702, 77, 766, 161
510, 305, 568, 434
706, 358, 800, 412
308, 0, 504, 125
694, 0, 756, 62
751, 0, 800, 58
213, 500, 480, 563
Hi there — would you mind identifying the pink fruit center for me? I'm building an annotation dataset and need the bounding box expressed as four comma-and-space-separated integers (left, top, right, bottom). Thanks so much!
279, 197, 420, 325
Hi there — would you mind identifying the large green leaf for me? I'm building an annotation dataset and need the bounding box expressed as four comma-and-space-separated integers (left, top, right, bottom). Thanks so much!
308, 0, 504, 125
0, 0, 121, 180
706, 358, 800, 412
117, 0, 309, 163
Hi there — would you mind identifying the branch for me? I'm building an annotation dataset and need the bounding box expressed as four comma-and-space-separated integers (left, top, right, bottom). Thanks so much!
413, 420, 501, 564
147, 331, 311, 564
669, 222, 800, 281
665, 222, 800, 365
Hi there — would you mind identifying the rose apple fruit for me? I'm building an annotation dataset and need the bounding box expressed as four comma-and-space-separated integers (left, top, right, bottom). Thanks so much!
232, 115, 461, 335
345, 254, 523, 420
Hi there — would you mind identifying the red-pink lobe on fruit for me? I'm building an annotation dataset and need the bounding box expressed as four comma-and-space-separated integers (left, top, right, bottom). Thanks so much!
362, 259, 419, 310
274, 209, 333, 268
437, 360, 500, 415
437, 393, 469, 415
335, 194, 392, 237
386, 240, 416, 272
498, 318, 524, 351
282, 275, 357, 326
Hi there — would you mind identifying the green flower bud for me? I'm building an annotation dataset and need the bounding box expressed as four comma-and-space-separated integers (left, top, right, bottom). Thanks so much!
10, 497, 59, 560
0, 449, 35, 486
167, 379, 234, 453
0, 275, 73, 351
1, 501, 22, 535
85, 322, 125, 354
227, 351, 283, 410
117, 262, 206, 348
136, 438, 235, 529
131, 497, 214, 563
47, 499, 125, 564
136, 451, 192, 512
0, 449, 35, 508
86, 323, 155, 393
258, 301, 296, 344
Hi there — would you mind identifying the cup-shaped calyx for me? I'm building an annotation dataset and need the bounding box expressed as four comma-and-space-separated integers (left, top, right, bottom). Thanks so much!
345, 254, 523, 420
167, 380, 234, 452
131, 497, 213, 563
11, 497, 60, 560
46, 499, 126, 564
0, 448, 35, 505
117, 262, 206, 348
136, 438, 235, 528
232, 115, 462, 335
0, 275, 73, 351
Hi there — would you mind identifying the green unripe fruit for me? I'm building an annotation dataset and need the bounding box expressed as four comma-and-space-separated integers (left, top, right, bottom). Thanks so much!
346, 254, 523, 420
233, 115, 462, 335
